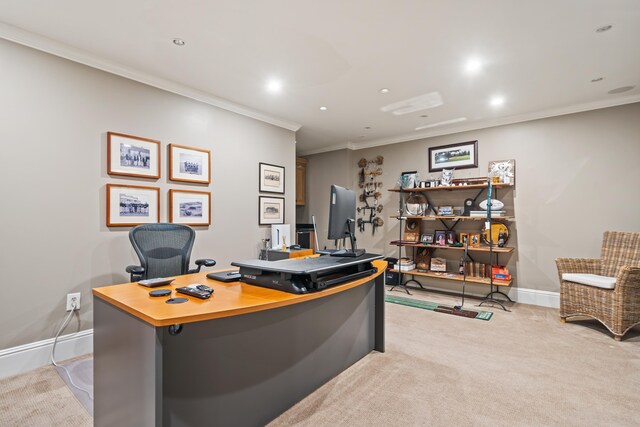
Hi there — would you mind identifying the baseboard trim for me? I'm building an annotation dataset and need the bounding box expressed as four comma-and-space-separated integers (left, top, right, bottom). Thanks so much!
0, 329, 93, 380
388, 282, 560, 309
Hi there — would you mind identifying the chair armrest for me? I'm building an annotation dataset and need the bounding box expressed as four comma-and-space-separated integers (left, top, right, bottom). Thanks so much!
126, 265, 145, 275
556, 258, 601, 276
614, 266, 640, 293
126, 265, 145, 282
189, 259, 217, 274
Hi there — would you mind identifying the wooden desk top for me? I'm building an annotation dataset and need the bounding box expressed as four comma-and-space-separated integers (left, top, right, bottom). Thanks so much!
93, 259, 386, 327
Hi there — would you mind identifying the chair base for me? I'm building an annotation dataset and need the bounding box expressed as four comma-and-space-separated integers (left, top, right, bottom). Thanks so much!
560, 317, 566, 323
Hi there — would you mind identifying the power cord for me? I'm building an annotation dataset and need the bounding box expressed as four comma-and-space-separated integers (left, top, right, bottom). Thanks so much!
50, 300, 94, 400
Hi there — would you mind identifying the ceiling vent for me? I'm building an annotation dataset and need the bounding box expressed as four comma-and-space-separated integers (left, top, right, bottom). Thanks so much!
380, 91, 443, 115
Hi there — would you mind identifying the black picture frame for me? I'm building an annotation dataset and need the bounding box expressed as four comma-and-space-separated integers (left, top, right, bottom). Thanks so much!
445, 231, 456, 245
259, 162, 285, 194
259, 196, 285, 225
428, 140, 478, 172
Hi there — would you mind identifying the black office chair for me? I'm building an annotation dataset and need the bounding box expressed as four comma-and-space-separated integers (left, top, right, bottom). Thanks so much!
126, 223, 216, 282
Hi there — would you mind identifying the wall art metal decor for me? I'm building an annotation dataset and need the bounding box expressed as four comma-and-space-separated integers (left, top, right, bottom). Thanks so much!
107, 132, 161, 179
169, 144, 211, 184
169, 189, 211, 226
356, 156, 384, 234
106, 184, 160, 227
259, 162, 285, 194
259, 196, 285, 225
428, 140, 478, 172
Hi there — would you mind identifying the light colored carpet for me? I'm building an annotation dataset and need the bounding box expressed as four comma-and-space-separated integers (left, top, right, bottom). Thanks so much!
0, 360, 92, 426
1, 288, 638, 426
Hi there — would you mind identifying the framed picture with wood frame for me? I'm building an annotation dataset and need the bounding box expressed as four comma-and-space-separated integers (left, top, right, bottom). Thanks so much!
428, 140, 478, 172
259, 162, 285, 194
169, 144, 211, 184
107, 132, 160, 179
259, 196, 285, 225
169, 189, 211, 226
106, 184, 160, 227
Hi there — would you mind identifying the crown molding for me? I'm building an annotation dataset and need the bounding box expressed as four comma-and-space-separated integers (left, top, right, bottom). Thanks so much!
299, 94, 640, 156
0, 22, 302, 132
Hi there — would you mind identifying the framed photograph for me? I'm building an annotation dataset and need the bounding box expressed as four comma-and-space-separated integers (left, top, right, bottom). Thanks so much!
488, 159, 516, 185
169, 189, 211, 226
435, 230, 446, 246
107, 184, 160, 227
421, 233, 434, 244
403, 218, 421, 242
446, 231, 456, 245
399, 171, 418, 189
169, 144, 211, 184
107, 132, 160, 179
259, 196, 285, 225
459, 232, 469, 245
428, 140, 478, 172
259, 163, 285, 194
470, 233, 481, 247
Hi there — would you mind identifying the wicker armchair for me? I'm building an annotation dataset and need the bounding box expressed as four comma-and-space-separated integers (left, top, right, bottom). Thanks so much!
556, 231, 640, 341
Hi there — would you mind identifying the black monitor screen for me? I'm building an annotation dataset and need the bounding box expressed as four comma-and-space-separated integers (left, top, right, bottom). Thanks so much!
327, 185, 356, 240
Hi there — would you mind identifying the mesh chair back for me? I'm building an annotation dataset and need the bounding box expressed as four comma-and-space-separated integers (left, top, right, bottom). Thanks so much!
601, 231, 640, 277
129, 223, 195, 280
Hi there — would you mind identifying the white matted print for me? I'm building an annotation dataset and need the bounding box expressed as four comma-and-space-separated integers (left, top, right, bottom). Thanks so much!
107, 132, 160, 179
107, 184, 160, 227
169, 144, 211, 184
169, 189, 211, 226
259, 196, 285, 225
259, 163, 285, 194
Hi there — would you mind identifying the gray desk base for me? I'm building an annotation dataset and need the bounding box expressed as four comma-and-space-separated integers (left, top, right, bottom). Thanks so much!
94, 275, 384, 427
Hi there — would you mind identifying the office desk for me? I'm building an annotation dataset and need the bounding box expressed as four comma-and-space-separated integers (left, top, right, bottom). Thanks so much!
92, 259, 386, 427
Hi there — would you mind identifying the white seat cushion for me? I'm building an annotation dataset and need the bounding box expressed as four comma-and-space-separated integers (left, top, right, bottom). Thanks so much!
562, 273, 616, 290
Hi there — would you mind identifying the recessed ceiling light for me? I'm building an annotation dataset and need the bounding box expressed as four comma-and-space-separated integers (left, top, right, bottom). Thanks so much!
591, 77, 604, 82
595, 25, 612, 33
415, 117, 467, 131
172, 38, 186, 46
608, 85, 635, 94
490, 96, 505, 107
266, 79, 282, 93
465, 58, 483, 74
319, 106, 328, 111
364, 126, 371, 130
379, 88, 390, 94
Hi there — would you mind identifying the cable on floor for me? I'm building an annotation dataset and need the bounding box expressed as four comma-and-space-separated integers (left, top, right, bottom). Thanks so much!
50, 301, 94, 400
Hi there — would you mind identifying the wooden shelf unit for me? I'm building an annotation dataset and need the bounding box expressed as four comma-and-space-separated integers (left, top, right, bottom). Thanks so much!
391, 215, 514, 220
389, 269, 511, 286
390, 242, 514, 253
388, 183, 513, 193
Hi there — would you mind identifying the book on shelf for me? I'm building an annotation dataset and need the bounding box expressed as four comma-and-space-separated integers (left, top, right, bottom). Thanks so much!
469, 210, 506, 217
395, 263, 415, 272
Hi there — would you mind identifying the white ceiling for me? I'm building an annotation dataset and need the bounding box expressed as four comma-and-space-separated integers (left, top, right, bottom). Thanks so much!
1, 0, 639, 155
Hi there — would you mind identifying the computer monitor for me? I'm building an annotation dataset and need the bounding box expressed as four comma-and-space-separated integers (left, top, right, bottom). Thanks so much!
327, 185, 365, 257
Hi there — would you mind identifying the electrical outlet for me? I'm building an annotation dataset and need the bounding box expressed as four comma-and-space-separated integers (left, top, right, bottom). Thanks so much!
66, 292, 81, 311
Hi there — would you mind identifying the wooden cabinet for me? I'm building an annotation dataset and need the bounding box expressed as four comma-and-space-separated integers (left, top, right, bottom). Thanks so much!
296, 157, 308, 206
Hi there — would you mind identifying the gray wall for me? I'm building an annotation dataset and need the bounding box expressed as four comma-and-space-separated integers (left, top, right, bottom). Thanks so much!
0, 39, 296, 349
302, 103, 640, 294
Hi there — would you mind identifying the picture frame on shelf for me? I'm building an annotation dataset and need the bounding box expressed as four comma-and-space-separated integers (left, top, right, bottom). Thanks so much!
169, 144, 211, 184
435, 230, 446, 246
399, 171, 418, 189
169, 189, 211, 226
470, 233, 481, 247
488, 159, 515, 185
106, 184, 160, 227
107, 132, 160, 179
459, 232, 468, 245
428, 140, 478, 172
259, 162, 285, 194
446, 231, 456, 245
259, 196, 285, 225
421, 233, 434, 244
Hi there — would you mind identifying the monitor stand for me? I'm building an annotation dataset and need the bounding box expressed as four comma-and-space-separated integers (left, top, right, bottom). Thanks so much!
330, 228, 365, 257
